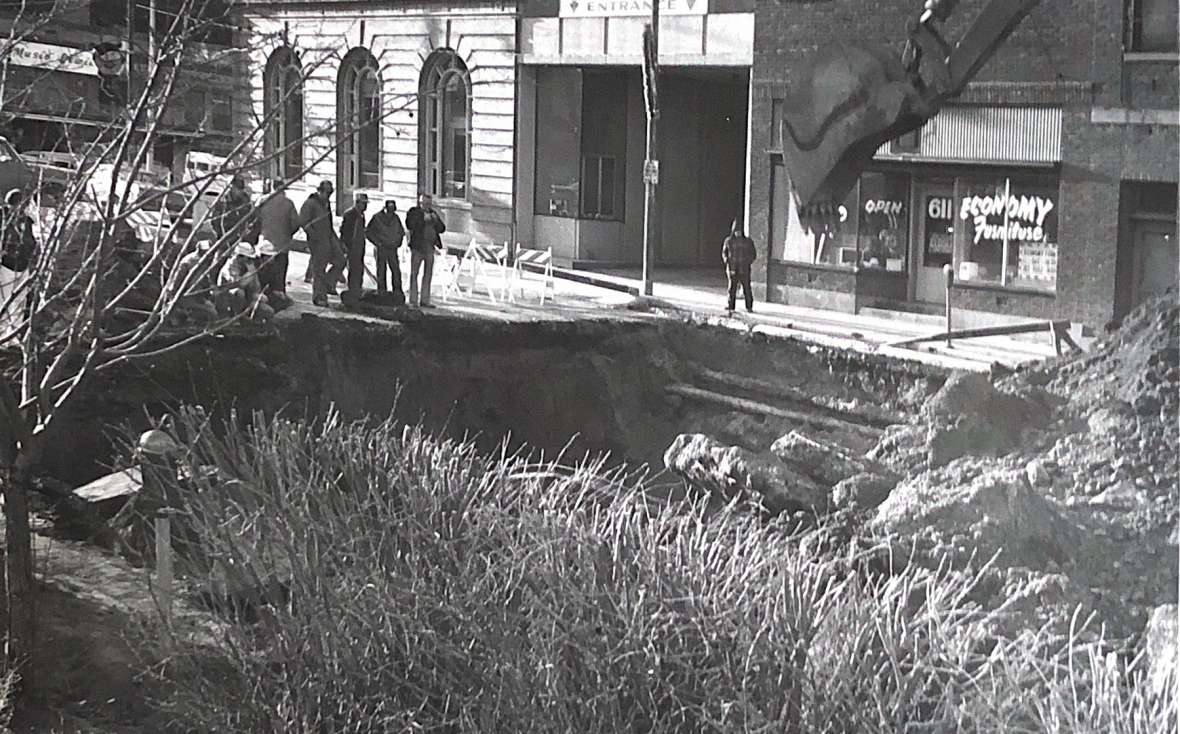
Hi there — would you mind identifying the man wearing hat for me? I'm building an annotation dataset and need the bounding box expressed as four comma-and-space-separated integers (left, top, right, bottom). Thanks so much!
218, 241, 273, 322
300, 180, 346, 308
366, 198, 405, 298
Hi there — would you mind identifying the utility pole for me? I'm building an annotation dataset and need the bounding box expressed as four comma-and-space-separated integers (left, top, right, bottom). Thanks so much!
126, 0, 135, 114
145, 0, 156, 171
641, 0, 660, 297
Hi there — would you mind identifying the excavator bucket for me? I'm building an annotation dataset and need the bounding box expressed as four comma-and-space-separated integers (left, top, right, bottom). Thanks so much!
780, 0, 1040, 233
780, 42, 931, 231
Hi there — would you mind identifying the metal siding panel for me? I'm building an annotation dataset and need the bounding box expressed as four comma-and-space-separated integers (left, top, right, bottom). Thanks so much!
876, 107, 1061, 164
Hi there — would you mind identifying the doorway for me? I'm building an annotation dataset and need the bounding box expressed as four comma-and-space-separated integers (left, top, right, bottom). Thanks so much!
655, 68, 749, 266
1115, 182, 1179, 319
1131, 221, 1178, 306
912, 181, 956, 304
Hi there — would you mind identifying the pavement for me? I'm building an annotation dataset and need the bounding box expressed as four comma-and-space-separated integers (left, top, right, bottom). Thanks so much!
277, 250, 1071, 373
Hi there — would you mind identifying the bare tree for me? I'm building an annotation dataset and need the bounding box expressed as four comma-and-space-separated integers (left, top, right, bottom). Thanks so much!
0, 0, 432, 698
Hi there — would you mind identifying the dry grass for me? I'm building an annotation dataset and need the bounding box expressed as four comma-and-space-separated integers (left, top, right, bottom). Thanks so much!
131, 408, 1175, 733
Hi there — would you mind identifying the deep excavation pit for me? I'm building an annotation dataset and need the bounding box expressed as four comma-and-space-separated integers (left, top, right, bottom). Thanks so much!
41, 311, 942, 490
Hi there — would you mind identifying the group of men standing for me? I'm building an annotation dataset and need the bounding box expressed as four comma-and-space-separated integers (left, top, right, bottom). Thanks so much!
218, 177, 448, 310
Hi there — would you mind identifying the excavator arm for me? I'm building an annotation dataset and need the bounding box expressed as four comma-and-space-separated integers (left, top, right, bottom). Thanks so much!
781, 0, 1041, 234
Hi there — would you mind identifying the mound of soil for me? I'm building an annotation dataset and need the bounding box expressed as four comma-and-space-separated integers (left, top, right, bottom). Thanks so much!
872, 289, 1179, 641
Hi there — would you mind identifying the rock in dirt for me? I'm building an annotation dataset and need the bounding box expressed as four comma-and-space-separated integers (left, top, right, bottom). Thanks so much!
830, 472, 897, 510
770, 430, 893, 487
663, 433, 827, 513
870, 467, 1080, 570
922, 374, 1059, 468
1139, 604, 1177, 699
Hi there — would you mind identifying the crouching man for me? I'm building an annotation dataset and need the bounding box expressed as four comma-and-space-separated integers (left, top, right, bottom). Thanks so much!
218, 242, 274, 323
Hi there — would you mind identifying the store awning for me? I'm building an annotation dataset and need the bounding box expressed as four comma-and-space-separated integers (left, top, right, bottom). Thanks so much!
875, 106, 1062, 167
14, 111, 204, 139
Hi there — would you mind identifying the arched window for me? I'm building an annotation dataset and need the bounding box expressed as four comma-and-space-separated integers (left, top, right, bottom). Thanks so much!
420, 50, 470, 200
263, 47, 303, 181
338, 48, 382, 198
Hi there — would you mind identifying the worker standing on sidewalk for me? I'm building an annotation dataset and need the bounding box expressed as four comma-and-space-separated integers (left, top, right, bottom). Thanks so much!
722, 219, 756, 313
405, 193, 445, 309
366, 199, 406, 298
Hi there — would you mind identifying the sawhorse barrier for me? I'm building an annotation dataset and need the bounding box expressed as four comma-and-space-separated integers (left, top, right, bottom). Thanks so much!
508, 246, 556, 305
442, 240, 509, 304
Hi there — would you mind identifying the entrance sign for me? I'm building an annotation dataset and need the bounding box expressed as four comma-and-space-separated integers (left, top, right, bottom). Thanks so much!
7, 42, 98, 77
560, 0, 707, 18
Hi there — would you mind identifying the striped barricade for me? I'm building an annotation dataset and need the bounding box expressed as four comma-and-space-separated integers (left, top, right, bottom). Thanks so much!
443, 240, 509, 304
509, 246, 555, 305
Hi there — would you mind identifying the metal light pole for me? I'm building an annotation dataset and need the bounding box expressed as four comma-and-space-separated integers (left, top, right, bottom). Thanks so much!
641, 1, 661, 297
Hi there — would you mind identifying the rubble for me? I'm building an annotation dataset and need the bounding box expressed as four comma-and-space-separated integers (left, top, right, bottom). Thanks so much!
666, 289, 1178, 641
1140, 604, 1178, 700
663, 433, 827, 513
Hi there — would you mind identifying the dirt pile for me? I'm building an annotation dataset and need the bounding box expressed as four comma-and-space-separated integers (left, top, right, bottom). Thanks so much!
871, 289, 1179, 640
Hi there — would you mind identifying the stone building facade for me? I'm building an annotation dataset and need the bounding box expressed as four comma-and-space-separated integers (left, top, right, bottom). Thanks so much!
241, 0, 517, 244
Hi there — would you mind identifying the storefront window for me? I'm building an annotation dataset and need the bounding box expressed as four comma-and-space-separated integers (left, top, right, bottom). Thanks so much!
955, 176, 1058, 291
782, 182, 860, 267
580, 71, 627, 220
857, 171, 909, 272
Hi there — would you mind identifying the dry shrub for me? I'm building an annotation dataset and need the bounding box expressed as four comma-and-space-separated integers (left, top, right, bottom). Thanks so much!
137, 408, 1175, 733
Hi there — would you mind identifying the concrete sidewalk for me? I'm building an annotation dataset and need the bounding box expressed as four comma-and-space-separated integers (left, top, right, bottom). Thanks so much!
544, 265, 1067, 372
280, 251, 1066, 372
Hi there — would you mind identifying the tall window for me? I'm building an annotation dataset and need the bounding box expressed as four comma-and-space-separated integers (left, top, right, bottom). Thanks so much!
339, 48, 382, 194
264, 47, 303, 182
1127, 0, 1178, 52
420, 50, 471, 200
579, 71, 626, 220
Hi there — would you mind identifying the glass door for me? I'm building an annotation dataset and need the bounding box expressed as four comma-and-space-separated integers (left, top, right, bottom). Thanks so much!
913, 182, 956, 304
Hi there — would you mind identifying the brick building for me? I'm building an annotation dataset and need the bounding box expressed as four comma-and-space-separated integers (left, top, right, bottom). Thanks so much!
239, 1, 517, 243
0, 0, 246, 177
749, 0, 1178, 330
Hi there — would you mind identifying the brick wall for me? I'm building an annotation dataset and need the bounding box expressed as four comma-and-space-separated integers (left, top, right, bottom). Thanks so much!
751, 0, 1179, 328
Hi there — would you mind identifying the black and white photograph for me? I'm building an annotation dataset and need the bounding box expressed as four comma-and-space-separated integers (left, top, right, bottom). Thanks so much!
0, 0, 1175, 729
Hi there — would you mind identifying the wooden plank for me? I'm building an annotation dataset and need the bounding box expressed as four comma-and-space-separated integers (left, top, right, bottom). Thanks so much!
73, 468, 142, 504
692, 366, 906, 428
885, 319, 1069, 349
666, 385, 884, 439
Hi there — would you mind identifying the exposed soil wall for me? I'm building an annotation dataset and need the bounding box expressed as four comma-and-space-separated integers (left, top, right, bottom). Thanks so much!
37, 312, 944, 487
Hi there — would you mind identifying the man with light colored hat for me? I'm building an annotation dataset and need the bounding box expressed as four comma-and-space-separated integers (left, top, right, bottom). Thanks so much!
218, 241, 273, 322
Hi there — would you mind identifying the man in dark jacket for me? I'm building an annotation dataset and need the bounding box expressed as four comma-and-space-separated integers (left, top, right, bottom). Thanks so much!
721, 219, 757, 313
404, 193, 445, 308
1, 188, 36, 272
212, 175, 256, 244
366, 199, 405, 295
300, 180, 346, 307
339, 192, 369, 299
